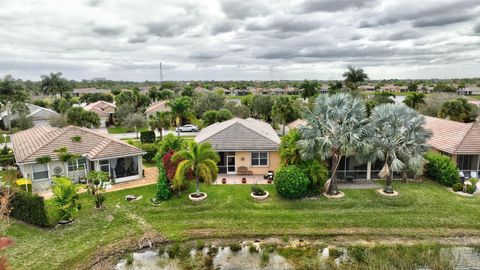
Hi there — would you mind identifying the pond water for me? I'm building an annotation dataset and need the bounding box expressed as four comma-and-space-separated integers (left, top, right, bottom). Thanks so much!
114, 242, 480, 270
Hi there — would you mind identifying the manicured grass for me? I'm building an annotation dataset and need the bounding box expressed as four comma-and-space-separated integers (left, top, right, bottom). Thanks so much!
107, 126, 148, 134
0, 134, 10, 143
4, 181, 480, 269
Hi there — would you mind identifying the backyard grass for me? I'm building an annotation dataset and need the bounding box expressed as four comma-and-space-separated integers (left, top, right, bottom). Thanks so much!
4, 181, 480, 269
107, 126, 148, 134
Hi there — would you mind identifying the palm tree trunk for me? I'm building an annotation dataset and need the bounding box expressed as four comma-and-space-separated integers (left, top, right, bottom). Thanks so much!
282, 120, 286, 135
159, 128, 163, 140
176, 117, 180, 136
384, 167, 394, 193
195, 168, 200, 196
6, 104, 11, 133
135, 126, 138, 138
328, 154, 340, 195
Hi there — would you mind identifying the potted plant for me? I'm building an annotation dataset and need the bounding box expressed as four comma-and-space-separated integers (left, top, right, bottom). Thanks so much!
250, 184, 269, 201
222, 178, 227, 184
242, 177, 247, 184
51, 176, 81, 224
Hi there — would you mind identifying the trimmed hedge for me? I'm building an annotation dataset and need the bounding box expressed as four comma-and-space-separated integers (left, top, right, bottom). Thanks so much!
424, 152, 459, 187
274, 166, 309, 199
140, 130, 156, 144
10, 190, 50, 227
141, 143, 158, 163
0, 154, 15, 167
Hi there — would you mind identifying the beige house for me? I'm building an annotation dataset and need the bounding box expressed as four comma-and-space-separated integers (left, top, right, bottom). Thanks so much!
83, 101, 116, 128
10, 125, 145, 191
424, 116, 480, 177
144, 100, 171, 117
195, 118, 280, 175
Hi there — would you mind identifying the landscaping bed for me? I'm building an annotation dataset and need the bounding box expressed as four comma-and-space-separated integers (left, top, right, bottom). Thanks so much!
5, 181, 480, 270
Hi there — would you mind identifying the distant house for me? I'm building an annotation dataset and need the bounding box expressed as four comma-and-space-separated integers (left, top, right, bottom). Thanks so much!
195, 118, 281, 175
458, 87, 480, 96
379, 84, 408, 93
213, 87, 232, 95
358, 85, 375, 91
83, 101, 116, 128
144, 101, 171, 117
234, 89, 249, 96
10, 125, 145, 191
194, 87, 210, 95
423, 116, 480, 177
0, 103, 59, 128
73, 88, 110, 97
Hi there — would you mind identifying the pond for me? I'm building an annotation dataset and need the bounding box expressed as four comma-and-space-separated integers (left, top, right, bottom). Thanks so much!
114, 241, 480, 270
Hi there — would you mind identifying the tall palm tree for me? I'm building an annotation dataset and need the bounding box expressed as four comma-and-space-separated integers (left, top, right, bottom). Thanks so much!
149, 111, 172, 140
40, 72, 72, 98
167, 97, 193, 135
298, 93, 370, 195
0, 75, 29, 132
403, 93, 426, 110
273, 96, 297, 135
342, 66, 369, 90
299, 80, 319, 99
364, 103, 431, 193
172, 141, 219, 196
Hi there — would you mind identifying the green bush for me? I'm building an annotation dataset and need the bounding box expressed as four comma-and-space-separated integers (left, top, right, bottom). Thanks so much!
424, 152, 459, 187
251, 184, 266, 196
469, 177, 478, 186
140, 143, 158, 163
140, 130, 156, 143
274, 166, 309, 199
466, 184, 476, 194
451, 183, 464, 192
229, 243, 242, 252
0, 154, 15, 167
9, 190, 50, 227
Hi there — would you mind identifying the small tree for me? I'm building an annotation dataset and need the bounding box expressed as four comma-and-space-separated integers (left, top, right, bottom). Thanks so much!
123, 113, 147, 138
153, 157, 171, 203
51, 176, 81, 221
86, 171, 108, 209
148, 111, 172, 140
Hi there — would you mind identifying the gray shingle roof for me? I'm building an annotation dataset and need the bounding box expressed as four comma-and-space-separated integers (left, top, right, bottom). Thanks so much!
195, 118, 280, 151
11, 125, 144, 164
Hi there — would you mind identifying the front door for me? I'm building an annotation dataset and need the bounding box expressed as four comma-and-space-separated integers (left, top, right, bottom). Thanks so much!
227, 152, 236, 174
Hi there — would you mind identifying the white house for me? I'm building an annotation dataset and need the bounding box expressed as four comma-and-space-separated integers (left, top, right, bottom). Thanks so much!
0, 103, 59, 128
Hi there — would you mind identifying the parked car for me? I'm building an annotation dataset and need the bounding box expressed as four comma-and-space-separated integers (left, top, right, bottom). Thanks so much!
176, 124, 199, 132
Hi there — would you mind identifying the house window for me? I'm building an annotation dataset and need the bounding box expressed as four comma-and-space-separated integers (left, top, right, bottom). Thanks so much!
32, 163, 49, 180
99, 160, 110, 175
251, 152, 268, 166
68, 158, 87, 172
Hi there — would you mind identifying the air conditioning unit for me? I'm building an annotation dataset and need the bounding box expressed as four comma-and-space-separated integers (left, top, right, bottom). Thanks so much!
53, 166, 64, 175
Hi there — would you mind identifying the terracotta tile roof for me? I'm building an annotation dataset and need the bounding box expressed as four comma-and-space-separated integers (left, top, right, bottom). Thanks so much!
195, 118, 280, 151
287, 119, 308, 130
83, 101, 116, 117
145, 101, 171, 115
10, 125, 144, 164
423, 116, 480, 154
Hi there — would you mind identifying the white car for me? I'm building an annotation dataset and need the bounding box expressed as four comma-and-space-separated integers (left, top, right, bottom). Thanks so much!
176, 124, 199, 132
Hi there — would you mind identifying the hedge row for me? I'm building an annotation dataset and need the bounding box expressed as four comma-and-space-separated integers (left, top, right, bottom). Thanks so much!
9, 190, 50, 227
424, 152, 459, 187
140, 130, 156, 144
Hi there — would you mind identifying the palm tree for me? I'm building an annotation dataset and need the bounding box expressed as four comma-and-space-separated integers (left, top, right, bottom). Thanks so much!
149, 111, 172, 140
298, 93, 370, 195
167, 97, 193, 135
172, 141, 219, 197
0, 75, 29, 132
299, 80, 319, 99
40, 72, 72, 98
273, 96, 297, 135
342, 66, 369, 90
364, 103, 431, 193
403, 93, 426, 110
279, 128, 302, 165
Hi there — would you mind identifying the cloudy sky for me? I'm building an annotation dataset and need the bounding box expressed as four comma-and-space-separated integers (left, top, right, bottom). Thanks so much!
1, 0, 480, 81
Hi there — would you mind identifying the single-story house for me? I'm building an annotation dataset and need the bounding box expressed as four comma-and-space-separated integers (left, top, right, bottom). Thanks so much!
358, 85, 375, 91
73, 88, 110, 97
145, 100, 171, 117
423, 116, 480, 177
458, 87, 480, 96
195, 118, 281, 175
10, 125, 145, 191
1, 103, 59, 128
83, 101, 116, 128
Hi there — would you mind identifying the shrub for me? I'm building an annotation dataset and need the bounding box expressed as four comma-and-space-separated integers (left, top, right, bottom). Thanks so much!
140, 130, 156, 143
9, 190, 50, 227
470, 177, 478, 186
424, 152, 459, 187
466, 184, 476, 194
229, 243, 242, 252
0, 154, 14, 167
51, 177, 81, 221
452, 183, 464, 192
140, 143, 158, 163
154, 160, 171, 202
274, 166, 309, 199
251, 184, 266, 196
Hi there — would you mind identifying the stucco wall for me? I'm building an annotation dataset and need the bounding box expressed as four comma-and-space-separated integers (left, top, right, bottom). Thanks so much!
235, 151, 280, 175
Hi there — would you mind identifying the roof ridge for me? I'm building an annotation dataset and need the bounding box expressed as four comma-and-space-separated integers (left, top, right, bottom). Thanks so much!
237, 119, 279, 145
21, 126, 70, 162
454, 121, 479, 153
198, 118, 239, 142
87, 138, 112, 158
76, 126, 144, 151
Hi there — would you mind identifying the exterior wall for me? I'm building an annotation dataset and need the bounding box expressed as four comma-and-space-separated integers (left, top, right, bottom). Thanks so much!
235, 151, 280, 175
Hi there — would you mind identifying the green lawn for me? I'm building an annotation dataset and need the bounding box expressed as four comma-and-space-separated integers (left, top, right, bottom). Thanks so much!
107, 126, 148, 134
0, 134, 10, 144
4, 181, 480, 269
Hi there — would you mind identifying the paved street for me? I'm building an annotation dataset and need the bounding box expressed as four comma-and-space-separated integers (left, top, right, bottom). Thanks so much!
96, 128, 198, 140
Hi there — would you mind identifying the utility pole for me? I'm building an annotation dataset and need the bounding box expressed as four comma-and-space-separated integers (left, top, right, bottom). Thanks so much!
159, 62, 163, 84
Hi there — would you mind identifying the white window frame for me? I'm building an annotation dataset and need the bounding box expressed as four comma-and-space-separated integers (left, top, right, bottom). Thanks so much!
32, 163, 50, 180
251, 152, 269, 167
99, 160, 110, 176
68, 158, 87, 172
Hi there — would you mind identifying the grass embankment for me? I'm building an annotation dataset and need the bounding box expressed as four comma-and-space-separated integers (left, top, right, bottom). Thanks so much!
4, 181, 480, 269
107, 126, 148, 134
